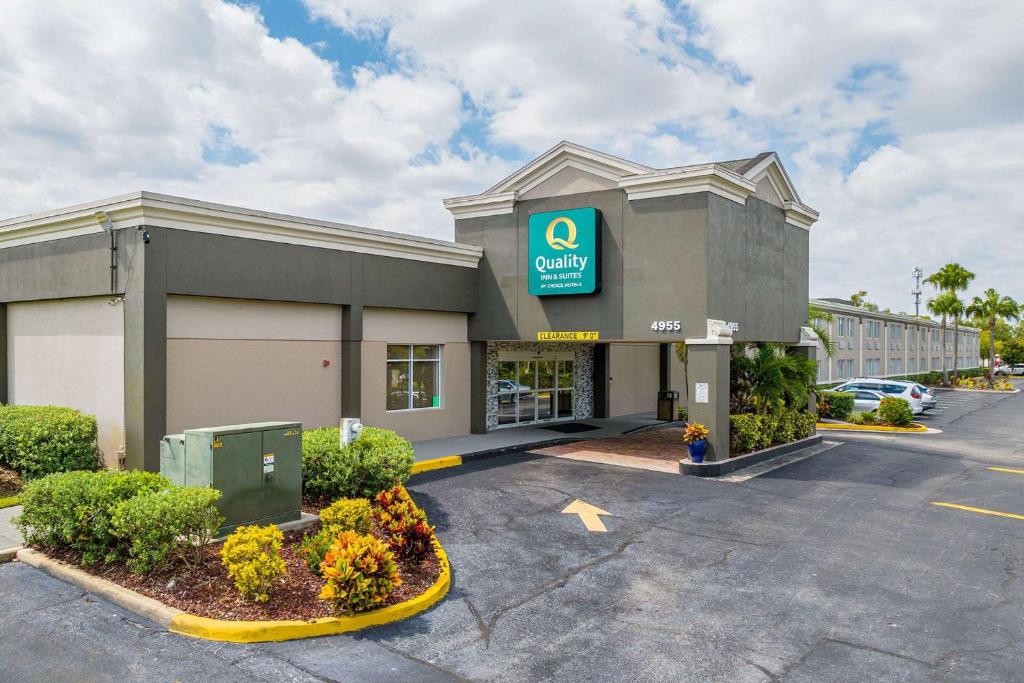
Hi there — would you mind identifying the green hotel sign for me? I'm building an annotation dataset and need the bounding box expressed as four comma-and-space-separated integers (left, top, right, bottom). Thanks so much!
528, 207, 601, 296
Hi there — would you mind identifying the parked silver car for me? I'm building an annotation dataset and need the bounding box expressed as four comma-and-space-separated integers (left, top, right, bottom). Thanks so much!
833, 379, 926, 414
847, 389, 889, 414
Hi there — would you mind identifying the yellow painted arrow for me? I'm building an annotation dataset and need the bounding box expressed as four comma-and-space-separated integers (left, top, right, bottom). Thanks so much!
562, 499, 610, 532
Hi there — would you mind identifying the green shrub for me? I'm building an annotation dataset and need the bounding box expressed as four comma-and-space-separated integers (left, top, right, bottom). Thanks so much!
0, 406, 101, 479
347, 428, 414, 498
729, 409, 817, 455
848, 411, 877, 425
818, 391, 855, 420
301, 427, 414, 501
319, 530, 401, 615
793, 411, 817, 439
220, 525, 286, 603
111, 487, 223, 573
319, 498, 372, 534
298, 527, 334, 577
14, 470, 168, 564
301, 427, 354, 502
729, 414, 762, 454
877, 397, 913, 426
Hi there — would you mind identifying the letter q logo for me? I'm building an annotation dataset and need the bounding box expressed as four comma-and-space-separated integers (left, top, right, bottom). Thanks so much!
545, 216, 579, 251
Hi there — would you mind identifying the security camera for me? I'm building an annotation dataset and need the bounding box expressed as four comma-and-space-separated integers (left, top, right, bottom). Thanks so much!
94, 211, 114, 232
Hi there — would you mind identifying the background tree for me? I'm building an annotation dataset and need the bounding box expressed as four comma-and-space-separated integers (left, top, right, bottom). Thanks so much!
849, 290, 879, 311
966, 289, 1020, 386
927, 292, 959, 386
1000, 338, 1024, 367
924, 263, 975, 380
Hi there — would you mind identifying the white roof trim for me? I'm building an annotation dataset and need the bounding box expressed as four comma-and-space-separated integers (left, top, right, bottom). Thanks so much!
742, 152, 802, 203
483, 141, 652, 195
0, 192, 483, 268
783, 200, 820, 230
441, 191, 517, 219
618, 164, 756, 205
809, 298, 980, 332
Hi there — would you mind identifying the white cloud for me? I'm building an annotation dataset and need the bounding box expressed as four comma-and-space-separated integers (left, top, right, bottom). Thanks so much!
0, 0, 511, 238
1, 0, 1022, 309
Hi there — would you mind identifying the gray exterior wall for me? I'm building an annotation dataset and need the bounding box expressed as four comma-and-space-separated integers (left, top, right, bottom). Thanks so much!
0, 227, 479, 470
456, 188, 804, 344
707, 195, 808, 343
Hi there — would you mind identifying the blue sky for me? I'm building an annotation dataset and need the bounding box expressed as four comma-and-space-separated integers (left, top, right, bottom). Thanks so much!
1, 0, 1021, 311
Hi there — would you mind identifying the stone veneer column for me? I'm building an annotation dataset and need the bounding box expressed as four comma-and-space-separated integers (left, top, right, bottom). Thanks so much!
685, 321, 733, 462
470, 341, 488, 434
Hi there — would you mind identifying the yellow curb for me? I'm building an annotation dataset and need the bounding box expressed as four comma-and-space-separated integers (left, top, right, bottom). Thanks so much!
168, 537, 450, 643
410, 455, 462, 475
815, 422, 929, 433
18, 530, 451, 643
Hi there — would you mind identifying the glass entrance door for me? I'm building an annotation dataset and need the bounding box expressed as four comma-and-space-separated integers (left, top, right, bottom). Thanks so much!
497, 357, 574, 427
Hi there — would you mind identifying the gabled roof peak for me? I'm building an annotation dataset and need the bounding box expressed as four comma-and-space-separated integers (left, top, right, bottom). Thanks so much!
443, 142, 818, 229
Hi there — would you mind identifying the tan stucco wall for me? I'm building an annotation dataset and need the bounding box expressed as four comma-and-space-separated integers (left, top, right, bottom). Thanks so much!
361, 308, 470, 442
609, 343, 659, 417
7, 297, 125, 467
165, 296, 342, 433
519, 166, 619, 201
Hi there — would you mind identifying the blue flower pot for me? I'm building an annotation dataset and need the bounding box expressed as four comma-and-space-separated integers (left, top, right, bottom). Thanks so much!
688, 438, 708, 463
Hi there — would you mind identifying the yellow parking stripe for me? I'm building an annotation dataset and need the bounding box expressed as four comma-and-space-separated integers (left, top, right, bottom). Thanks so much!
987, 466, 1024, 475
932, 502, 1024, 521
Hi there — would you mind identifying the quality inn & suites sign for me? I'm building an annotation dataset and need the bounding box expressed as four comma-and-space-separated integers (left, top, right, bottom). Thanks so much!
528, 207, 601, 296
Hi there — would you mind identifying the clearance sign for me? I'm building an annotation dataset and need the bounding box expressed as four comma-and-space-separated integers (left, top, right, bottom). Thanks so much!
537, 331, 600, 341
528, 207, 601, 296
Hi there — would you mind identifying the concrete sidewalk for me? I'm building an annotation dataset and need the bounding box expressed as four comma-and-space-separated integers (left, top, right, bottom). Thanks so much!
410, 413, 670, 461
0, 505, 23, 550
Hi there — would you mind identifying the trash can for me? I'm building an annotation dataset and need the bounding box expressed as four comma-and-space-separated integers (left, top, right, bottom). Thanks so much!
657, 390, 679, 421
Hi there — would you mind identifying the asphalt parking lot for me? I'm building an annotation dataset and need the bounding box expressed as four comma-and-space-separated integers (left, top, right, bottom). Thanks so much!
2, 387, 1022, 682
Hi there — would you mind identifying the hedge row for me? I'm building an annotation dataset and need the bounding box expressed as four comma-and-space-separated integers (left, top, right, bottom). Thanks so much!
729, 409, 816, 455
0, 405, 101, 480
302, 426, 415, 502
14, 470, 222, 571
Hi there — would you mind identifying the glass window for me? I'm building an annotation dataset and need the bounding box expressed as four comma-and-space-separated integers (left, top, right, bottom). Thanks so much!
387, 344, 442, 411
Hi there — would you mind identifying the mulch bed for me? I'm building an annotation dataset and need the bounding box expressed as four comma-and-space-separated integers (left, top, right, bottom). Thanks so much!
40, 522, 441, 622
0, 467, 24, 498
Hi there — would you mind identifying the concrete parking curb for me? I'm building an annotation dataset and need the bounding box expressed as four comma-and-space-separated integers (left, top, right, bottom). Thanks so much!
16, 548, 183, 627
0, 545, 23, 563
816, 422, 931, 434
16, 538, 451, 643
942, 387, 1021, 394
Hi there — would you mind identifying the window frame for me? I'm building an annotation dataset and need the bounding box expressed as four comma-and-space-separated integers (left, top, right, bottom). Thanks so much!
386, 343, 444, 412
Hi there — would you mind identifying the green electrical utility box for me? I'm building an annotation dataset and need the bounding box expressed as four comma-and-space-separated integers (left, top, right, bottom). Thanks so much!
159, 434, 187, 486
172, 422, 303, 535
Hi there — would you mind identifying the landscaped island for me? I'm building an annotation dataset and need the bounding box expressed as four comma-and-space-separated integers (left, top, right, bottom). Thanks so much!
13, 426, 447, 627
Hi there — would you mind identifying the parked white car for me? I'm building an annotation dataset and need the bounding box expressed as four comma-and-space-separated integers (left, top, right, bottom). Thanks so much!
832, 379, 926, 415
994, 364, 1024, 376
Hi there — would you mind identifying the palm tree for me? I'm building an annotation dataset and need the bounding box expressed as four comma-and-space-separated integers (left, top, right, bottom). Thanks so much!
927, 292, 959, 386
924, 263, 975, 380
731, 344, 816, 414
808, 304, 835, 358
966, 289, 1020, 386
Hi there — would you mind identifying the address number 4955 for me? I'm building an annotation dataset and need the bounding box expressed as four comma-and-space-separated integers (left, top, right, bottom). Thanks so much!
651, 320, 681, 332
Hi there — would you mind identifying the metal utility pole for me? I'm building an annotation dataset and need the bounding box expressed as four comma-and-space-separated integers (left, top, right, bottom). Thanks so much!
911, 267, 923, 316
